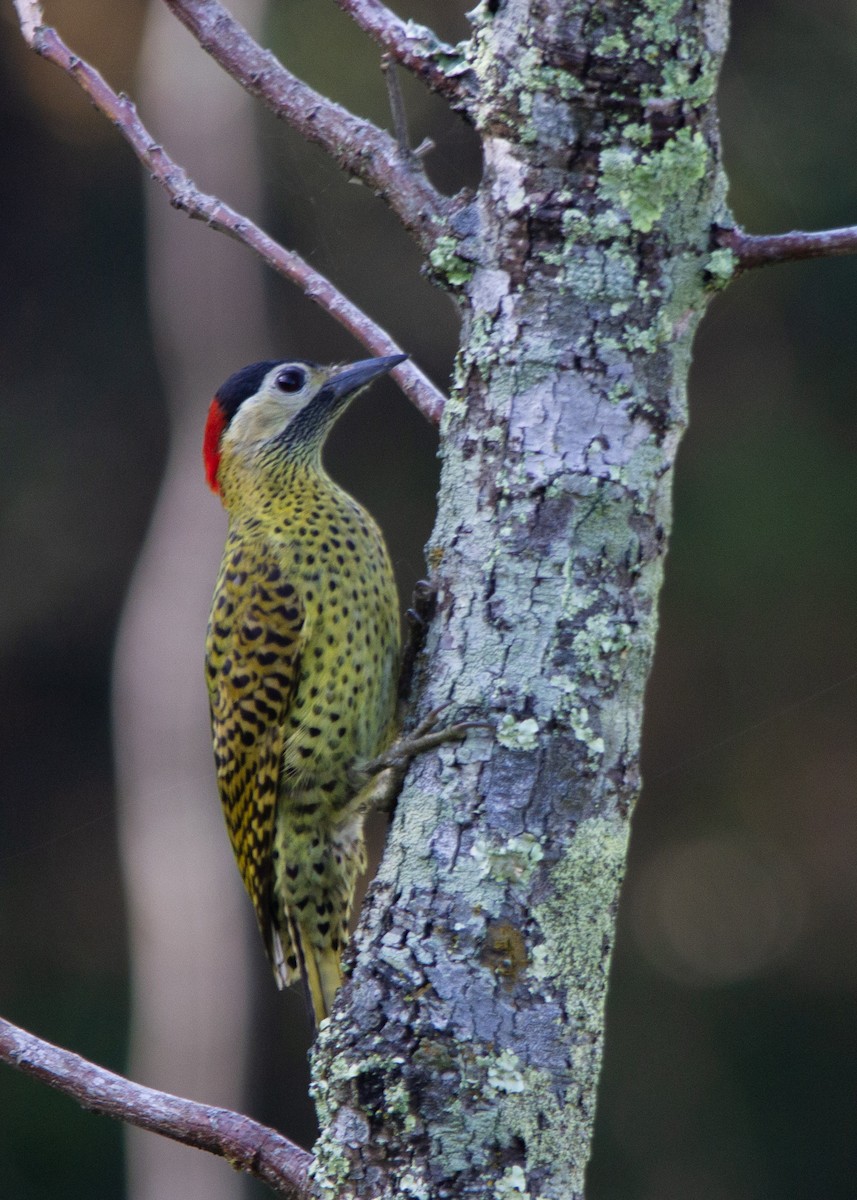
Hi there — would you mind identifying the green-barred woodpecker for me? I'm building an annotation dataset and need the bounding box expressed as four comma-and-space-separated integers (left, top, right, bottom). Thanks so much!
203, 355, 404, 1023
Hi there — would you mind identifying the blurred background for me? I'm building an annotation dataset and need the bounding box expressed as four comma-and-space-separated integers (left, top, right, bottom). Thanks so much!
2, 1, 857, 1197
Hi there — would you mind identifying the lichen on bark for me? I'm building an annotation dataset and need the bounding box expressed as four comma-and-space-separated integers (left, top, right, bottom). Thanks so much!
312, 3, 732, 1197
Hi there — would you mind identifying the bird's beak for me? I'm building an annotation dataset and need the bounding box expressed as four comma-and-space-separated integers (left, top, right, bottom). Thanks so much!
326, 354, 408, 399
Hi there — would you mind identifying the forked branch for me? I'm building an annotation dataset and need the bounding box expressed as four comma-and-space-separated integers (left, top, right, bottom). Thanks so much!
0, 1015, 312, 1199
12, 0, 446, 425
160, 0, 455, 245
335, 0, 476, 110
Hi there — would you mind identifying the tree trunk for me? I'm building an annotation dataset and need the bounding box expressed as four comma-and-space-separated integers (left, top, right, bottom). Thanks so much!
312, 4, 732, 1197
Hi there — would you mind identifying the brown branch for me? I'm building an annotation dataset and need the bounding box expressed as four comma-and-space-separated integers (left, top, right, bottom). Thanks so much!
12, 0, 446, 426
0, 1015, 312, 1198
334, 0, 476, 111
160, 0, 454, 246
717, 223, 857, 270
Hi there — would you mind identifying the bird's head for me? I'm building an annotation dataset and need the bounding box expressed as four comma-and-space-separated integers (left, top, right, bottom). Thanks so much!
203, 354, 407, 497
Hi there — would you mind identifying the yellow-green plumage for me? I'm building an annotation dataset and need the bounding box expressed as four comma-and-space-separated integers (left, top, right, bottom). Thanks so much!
204, 357, 402, 1023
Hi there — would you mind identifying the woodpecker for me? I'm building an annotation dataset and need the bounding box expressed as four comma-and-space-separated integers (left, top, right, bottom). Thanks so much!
204, 354, 404, 1024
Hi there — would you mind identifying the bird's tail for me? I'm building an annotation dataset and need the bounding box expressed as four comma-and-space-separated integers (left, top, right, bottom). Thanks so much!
299, 933, 344, 1025
269, 794, 366, 1023
273, 905, 343, 1025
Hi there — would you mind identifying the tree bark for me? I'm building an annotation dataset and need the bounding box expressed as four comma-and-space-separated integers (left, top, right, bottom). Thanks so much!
312, 4, 731, 1198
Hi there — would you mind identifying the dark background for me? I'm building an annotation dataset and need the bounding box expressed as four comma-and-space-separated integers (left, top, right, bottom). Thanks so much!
2, 2, 857, 1198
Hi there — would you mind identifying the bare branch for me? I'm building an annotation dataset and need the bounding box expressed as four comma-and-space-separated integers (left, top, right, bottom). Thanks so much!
0, 1015, 312, 1198
160, 0, 455, 246
381, 56, 436, 167
382, 54, 413, 159
335, 0, 476, 110
717, 223, 857, 270
12, 2, 446, 426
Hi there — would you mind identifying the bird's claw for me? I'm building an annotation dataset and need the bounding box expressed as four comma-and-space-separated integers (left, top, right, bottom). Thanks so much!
352, 706, 491, 811
366, 705, 488, 775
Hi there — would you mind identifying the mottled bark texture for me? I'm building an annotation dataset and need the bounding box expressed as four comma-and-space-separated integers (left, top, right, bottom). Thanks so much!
312, 3, 731, 1198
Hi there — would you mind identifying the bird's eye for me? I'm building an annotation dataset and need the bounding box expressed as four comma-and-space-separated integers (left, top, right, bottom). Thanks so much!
275, 367, 306, 393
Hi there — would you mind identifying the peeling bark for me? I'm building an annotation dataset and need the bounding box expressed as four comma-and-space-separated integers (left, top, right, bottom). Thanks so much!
312, 3, 731, 1198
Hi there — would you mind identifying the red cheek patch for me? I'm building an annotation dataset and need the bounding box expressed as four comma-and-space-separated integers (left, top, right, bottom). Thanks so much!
203, 399, 228, 494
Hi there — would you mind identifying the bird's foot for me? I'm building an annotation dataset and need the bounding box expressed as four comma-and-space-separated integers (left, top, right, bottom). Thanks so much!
366, 705, 489, 775
353, 706, 490, 812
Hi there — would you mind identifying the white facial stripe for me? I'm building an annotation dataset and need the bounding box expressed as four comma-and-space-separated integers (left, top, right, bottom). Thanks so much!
221, 364, 316, 455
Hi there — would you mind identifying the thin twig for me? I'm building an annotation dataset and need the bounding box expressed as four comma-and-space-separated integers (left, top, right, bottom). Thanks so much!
717, 223, 857, 270
160, 0, 453, 246
335, 0, 476, 111
0, 1015, 312, 1198
12, 1, 446, 426
382, 53, 413, 160
380, 62, 434, 166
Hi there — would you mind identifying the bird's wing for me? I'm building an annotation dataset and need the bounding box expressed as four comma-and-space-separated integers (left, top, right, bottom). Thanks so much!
206, 542, 305, 979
